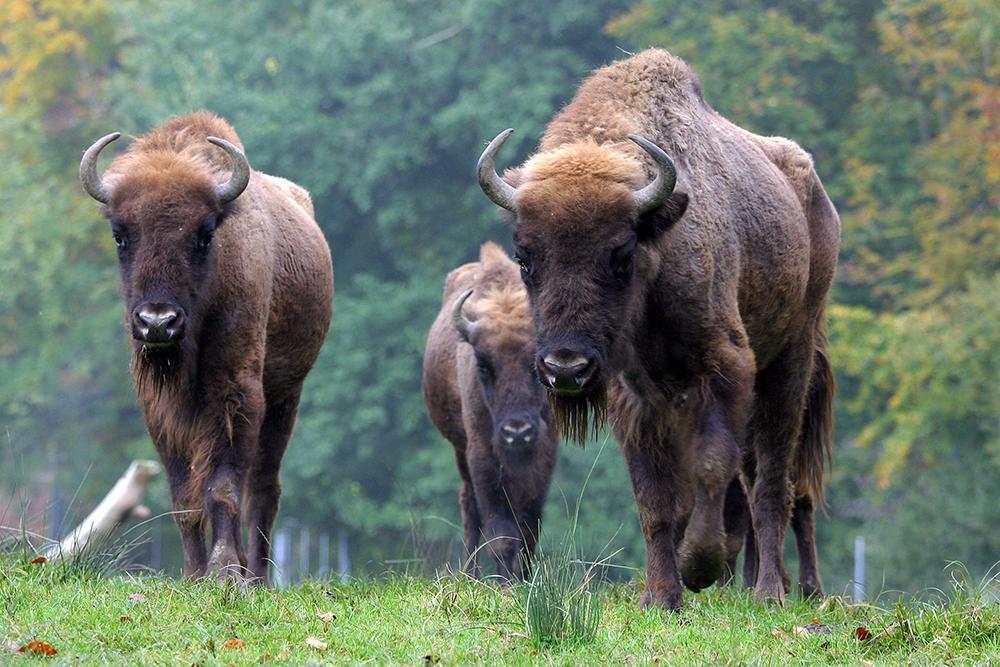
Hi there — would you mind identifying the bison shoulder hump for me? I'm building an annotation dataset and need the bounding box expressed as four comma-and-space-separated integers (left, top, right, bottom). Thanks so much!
262, 173, 314, 217
758, 135, 816, 206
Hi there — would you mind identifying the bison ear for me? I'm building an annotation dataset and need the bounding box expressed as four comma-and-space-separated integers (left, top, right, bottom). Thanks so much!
636, 191, 688, 244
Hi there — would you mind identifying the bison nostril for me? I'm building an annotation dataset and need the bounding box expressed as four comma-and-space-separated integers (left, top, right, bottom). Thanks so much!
138, 310, 178, 329
542, 353, 589, 376
133, 303, 184, 343
500, 419, 536, 446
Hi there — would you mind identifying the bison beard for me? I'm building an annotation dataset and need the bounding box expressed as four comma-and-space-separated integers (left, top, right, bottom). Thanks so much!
131, 344, 188, 398
549, 386, 606, 446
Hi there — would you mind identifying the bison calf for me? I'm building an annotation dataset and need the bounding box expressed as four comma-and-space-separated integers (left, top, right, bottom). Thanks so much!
423, 242, 558, 581
80, 112, 333, 582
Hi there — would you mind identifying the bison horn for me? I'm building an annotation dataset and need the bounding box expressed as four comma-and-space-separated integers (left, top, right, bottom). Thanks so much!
477, 129, 518, 212
451, 288, 476, 341
80, 132, 121, 204
627, 134, 677, 214
207, 136, 251, 204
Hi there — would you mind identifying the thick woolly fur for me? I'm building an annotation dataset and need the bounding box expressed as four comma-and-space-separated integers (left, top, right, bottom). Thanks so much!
498, 49, 840, 606
422, 242, 558, 580
98, 112, 333, 581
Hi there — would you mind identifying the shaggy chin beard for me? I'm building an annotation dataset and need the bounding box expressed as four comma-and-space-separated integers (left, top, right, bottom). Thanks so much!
131, 341, 187, 397
548, 382, 608, 445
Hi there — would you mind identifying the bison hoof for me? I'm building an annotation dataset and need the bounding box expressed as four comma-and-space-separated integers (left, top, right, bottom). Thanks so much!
639, 587, 683, 612
754, 574, 786, 605
799, 576, 824, 599
678, 543, 725, 593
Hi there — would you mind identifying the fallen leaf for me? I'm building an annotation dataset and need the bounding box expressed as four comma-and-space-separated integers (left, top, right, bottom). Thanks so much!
316, 611, 336, 622
222, 638, 246, 650
771, 628, 791, 641
795, 623, 835, 635
305, 637, 327, 650
855, 626, 872, 641
29, 556, 47, 564
19, 640, 57, 656
127, 593, 148, 603
119, 615, 132, 623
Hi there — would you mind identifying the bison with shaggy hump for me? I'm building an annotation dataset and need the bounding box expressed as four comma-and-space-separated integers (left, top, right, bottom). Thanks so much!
80, 112, 333, 582
423, 242, 558, 581
477, 49, 838, 608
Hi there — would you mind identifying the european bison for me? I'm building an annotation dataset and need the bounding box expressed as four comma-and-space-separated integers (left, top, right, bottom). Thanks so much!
423, 242, 558, 580
80, 112, 333, 582
477, 49, 838, 607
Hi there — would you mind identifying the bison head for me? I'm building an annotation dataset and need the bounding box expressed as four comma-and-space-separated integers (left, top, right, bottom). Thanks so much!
452, 287, 551, 464
80, 132, 250, 377
477, 130, 688, 441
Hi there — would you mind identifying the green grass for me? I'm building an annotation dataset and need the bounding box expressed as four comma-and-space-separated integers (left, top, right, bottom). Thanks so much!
0, 554, 997, 665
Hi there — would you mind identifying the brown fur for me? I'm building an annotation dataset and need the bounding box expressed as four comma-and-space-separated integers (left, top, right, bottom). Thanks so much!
94, 112, 333, 582
490, 49, 839, 607
423, 242, 558, 580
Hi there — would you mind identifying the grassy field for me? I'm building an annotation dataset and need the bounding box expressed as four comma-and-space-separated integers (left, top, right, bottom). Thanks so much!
1, 553, 997, 665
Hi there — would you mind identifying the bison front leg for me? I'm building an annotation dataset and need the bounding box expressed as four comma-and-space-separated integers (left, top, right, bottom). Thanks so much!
160, 450, 208, 579
206, 382, 265, 582
677, 349, 753, 592
469, 458, 521, 584
622, 441, 687, 610
717, 476, 750, 587
452, 452, 483, 579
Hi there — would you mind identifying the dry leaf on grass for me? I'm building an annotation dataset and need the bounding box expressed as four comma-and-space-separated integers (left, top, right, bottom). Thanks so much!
119, 615, 132, 623
222, 638, 246, 650
316, 611, 336, 622
855, 626, 872, 640
127, 593, 148, 603
305, 637, 328, 650
19, 640, 58, 656
794, 623, 835, 636
29, 556, 47, 564
771, 628, 791, 641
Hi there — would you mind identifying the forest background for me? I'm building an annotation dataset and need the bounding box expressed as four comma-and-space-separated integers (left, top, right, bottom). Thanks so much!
1, 0, 996, 594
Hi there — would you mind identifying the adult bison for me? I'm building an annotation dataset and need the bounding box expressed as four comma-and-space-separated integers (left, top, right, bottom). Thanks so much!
79, 112, 333, 582
423, 242, 558, 581
477, 49, 838, 607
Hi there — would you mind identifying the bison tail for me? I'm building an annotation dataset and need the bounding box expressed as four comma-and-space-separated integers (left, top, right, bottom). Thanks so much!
795, 329, 835, 510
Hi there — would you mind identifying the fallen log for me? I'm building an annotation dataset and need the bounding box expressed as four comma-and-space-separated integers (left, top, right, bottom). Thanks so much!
46, 460, 161, 559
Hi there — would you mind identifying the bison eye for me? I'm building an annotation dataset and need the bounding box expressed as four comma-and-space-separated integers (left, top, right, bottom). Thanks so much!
611, 239, 636, 282
112, 232, 126, 249
196, 229, 214, 250
476, 356, 494, 382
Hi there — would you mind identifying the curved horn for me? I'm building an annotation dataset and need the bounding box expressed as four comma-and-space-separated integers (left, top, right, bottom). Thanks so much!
79, 132, 121, 204
477, 129, 518, 212
451, 288, 476, 341
627, 134, 677, 214
207, 136, 251, 204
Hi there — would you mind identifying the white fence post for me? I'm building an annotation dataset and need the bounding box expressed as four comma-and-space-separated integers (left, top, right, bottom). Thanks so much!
853, 535, 866, 602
